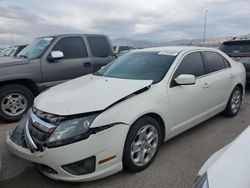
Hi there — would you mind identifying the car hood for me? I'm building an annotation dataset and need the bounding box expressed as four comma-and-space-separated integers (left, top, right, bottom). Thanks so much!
206, 126, 250, 188
34, 75, 153, 116
0, 56, 28, 67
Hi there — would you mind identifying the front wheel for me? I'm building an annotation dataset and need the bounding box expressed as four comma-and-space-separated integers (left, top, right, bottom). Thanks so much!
223, 86, 242, 117
0, 84, 34, 122
123, 116, 161, 172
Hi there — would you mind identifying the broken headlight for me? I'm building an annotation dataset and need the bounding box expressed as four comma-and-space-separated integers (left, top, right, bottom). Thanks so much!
46, 114, 98, 148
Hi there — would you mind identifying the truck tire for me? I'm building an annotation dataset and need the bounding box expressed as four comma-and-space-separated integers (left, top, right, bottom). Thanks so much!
0, 84, 34, 122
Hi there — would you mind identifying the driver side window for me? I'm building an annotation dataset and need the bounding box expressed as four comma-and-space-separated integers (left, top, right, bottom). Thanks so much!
52, 37, 88, 60
170, 52, 205, 87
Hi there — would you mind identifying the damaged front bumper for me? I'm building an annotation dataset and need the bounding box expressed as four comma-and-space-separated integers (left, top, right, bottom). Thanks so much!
6, 120, 129, 182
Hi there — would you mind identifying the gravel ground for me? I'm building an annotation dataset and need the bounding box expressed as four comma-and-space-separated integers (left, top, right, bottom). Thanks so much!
0, 86, 249, 188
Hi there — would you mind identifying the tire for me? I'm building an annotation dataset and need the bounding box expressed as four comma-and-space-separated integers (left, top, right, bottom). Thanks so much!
223, 86, 242, 117
0, 84, 34, 122
123, 116, 162, 172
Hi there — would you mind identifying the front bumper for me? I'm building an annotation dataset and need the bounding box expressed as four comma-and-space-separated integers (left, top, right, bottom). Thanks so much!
6, 124, 129, 182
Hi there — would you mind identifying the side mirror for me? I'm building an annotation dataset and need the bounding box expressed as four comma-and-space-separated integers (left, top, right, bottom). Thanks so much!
48, 51, 64, 62
175, 74, 196, 85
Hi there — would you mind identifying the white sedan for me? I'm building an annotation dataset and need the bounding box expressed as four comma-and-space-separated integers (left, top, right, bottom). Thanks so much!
6, 46, 246, 182
194, 126, 250, 188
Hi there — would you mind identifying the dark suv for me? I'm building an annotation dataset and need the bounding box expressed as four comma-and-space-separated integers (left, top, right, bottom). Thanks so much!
219, 39, 250, 83
0, 34, 115, 122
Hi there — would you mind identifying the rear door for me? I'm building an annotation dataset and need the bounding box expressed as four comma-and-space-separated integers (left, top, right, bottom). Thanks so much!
41, 36, 93, 86
202, 51, 233, 109
86, 36, 115, 72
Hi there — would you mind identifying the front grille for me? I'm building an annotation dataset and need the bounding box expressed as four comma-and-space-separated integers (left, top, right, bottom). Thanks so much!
33, 107, 65, 125
27, 108, 61, 148
10, 116, 28, 148
28, 121, 51, 146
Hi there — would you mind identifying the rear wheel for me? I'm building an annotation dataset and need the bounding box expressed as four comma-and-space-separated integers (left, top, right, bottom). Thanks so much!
0, 85, 34, 122
223, 86, 242, 117
123, 116, 161, 172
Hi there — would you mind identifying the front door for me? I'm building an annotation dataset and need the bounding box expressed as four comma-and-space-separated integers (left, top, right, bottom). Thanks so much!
41, 36, 93, 87
167, 51, 211, 134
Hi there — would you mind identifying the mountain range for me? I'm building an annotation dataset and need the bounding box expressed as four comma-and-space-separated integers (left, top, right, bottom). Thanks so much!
112, 33, 250, 48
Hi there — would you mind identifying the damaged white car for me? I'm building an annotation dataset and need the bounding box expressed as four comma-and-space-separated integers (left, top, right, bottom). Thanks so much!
6, 46, 246, 182
193, 126, 250, 188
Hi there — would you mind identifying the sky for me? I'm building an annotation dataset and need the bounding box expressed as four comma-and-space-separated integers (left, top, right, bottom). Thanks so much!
0, 0, 249, 47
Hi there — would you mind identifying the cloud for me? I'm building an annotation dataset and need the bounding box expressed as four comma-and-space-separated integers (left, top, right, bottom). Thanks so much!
0, 0, 249, 47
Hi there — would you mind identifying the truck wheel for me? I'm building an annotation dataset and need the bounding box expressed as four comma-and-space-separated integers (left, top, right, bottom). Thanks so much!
0, 85, 34, 122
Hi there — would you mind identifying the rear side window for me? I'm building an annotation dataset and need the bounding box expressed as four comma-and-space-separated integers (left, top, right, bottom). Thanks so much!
52, 37, 88, 59
87, 36, 111, 57
171, 52, 205, 87
203, 51, 226, 73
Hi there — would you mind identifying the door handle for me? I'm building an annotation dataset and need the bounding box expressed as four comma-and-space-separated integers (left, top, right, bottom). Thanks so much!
229, 73, 235, 78
83, 62, 92, 67
202, 82, 210, 88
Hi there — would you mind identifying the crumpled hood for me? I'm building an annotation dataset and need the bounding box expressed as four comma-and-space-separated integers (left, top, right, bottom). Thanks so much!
206, 126, 250, 188
34, 75, 152, 115
0, 56, 28, 67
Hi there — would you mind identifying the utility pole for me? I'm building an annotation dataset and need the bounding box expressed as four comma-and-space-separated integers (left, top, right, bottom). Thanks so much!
202, 10, 208, 47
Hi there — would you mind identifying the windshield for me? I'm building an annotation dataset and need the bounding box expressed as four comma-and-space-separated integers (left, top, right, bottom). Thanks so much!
17, 37, 54, 59
94, 51, 177, 83
220, 42, 250, 54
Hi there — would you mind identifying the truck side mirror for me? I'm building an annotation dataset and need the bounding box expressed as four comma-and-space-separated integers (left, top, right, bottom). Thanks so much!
48, 51, 64, 62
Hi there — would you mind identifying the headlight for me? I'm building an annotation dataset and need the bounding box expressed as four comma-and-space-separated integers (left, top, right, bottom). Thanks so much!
193, 173, 209, 188
46, 114, 98, 147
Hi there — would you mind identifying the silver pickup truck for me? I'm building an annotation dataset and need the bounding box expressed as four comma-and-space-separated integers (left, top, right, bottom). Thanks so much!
0, 34, 115, 122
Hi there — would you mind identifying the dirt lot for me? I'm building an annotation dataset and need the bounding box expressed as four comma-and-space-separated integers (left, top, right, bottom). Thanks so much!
0, 86, 249, 188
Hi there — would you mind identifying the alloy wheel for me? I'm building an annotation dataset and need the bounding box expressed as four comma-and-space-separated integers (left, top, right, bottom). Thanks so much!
231, 89, 241, 114
130, 124, 159, 167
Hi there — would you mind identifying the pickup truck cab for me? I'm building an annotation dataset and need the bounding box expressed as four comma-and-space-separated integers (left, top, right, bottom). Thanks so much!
0, 34, 115, 122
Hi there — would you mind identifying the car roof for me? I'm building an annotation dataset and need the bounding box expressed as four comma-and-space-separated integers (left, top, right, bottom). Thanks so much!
37, 34, 108, 39
136, 46, 217, 53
